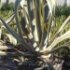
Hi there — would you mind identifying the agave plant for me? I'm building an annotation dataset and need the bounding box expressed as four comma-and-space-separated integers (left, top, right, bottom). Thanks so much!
0, 0, 70, 69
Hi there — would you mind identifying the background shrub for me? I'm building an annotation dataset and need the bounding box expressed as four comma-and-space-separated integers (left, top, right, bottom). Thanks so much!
0, 3, 14, 11
55, 5, 70, 17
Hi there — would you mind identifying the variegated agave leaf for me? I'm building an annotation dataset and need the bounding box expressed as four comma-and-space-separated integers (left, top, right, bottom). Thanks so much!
6, 34, 17, 45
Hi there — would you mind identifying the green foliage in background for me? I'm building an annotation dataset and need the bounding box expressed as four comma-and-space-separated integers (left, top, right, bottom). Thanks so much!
55, 5, 70, 17
0, 3, 14, 11
0, 10, 13, 19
